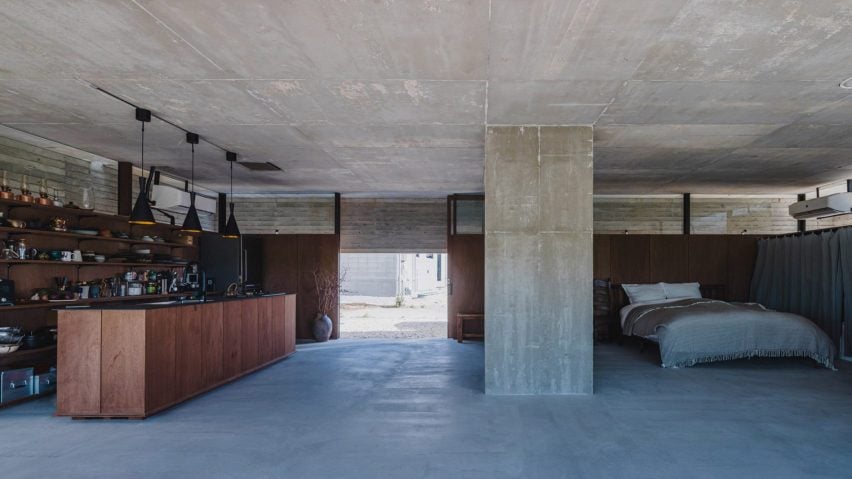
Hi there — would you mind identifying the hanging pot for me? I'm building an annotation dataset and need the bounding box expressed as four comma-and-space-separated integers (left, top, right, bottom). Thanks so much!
312, 313, 333, 342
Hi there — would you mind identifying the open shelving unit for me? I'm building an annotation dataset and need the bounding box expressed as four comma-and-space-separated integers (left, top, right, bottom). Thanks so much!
0, 197, 201, 383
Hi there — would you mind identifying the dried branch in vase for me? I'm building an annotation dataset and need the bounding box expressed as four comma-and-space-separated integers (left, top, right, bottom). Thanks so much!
313, 268, 347, 315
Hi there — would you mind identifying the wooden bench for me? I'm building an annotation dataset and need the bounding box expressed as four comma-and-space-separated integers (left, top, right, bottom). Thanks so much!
456, 313, 484, 343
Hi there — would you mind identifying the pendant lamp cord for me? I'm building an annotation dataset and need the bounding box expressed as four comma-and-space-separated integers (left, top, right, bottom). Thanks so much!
191, 143, 195, 193
230, 158, 233, 198
140, 121, 145, 181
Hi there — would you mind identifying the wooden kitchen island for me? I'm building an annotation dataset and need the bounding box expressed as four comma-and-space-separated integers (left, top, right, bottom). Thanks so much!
56, 294, 296, 419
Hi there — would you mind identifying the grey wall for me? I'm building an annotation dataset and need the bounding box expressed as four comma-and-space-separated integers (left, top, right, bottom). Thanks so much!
232, 196, 335, 235
340, 198, 446, 252
485, 126, 593, 395
341, 253, 399, 297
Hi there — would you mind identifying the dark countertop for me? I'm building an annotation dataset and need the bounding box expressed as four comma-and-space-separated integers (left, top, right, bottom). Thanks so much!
55, 292, 292, 311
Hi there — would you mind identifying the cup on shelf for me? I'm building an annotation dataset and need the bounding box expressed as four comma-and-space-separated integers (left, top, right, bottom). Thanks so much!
60, 251, 73, 262
72, 250, 83, 262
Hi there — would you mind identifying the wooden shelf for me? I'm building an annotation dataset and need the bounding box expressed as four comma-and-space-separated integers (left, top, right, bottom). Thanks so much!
0, 344, 56, 367
0, 197, 187, 230
0, 226, 196, 248
4, 293, 191, 311
0, 259, 189, 268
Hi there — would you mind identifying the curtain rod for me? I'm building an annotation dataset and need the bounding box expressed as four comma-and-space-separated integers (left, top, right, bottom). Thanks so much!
760, 224, 852, 240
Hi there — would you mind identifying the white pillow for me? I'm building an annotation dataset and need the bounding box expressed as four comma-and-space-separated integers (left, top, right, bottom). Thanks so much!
662, 282, 702, 300
622, 283, 666, 304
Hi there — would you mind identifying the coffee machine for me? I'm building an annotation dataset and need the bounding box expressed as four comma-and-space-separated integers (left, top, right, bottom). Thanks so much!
0, 279, 14, 306
181, 262, 206, 299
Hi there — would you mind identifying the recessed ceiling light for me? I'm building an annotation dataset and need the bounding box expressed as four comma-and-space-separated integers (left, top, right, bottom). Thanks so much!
840, 77, 852, 89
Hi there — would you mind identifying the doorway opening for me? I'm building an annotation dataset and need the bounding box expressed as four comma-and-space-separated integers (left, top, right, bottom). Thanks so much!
340, 253, 447, 339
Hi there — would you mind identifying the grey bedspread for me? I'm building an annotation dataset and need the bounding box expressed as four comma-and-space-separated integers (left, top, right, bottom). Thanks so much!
622, 298, 836, 369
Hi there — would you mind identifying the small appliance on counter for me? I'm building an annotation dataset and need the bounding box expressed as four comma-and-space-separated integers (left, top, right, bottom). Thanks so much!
0, 279, 14, 306
181, 262, 206, 299
243, 284, 265, 296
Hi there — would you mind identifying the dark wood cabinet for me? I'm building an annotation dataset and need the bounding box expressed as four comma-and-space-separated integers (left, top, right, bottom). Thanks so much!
201, 302, 224, 388
176, 305, 204, 400
240, 299, 259, 371
284, 295, 296, 356
258, 297, 275, 364
145, 308, 176, 412
222, 301, 243, 379
57, 295, 296, 418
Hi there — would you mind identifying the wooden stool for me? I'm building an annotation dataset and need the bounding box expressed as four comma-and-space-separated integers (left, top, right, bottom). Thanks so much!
456, 313, 484, 343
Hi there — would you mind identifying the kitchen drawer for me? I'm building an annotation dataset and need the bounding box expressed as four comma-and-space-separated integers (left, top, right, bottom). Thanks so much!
1, 368, 34, 404
33, 369, 57, 395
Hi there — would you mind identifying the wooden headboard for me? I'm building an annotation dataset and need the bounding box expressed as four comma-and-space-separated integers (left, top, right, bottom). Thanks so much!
609, 283, 727, 317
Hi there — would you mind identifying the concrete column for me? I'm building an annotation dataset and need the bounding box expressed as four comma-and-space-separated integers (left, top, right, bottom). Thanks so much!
484, 126, 593, 395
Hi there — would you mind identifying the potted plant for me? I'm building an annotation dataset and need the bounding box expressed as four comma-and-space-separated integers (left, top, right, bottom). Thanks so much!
312, 269, 345, 342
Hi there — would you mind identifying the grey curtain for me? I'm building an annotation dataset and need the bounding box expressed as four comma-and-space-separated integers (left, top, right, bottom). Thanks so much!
751, 228, 850, 348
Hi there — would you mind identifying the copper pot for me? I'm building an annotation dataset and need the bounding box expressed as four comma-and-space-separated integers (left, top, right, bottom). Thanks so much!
0, 191, 13, 200
16, 193, 34, 203
36, 196, 52, 206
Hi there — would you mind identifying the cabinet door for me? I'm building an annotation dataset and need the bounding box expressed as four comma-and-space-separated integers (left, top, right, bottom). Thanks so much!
222, 301, 243, 379
284, 295, 297, 356
241, 299, 259, 371
271, 296, 286, 358
145, 308, 176, 413
258, 297, 275, 364
101, 311, 146, 416
201, 302, 224, 387
176, 305, 204, 399
57, 310, 102, 416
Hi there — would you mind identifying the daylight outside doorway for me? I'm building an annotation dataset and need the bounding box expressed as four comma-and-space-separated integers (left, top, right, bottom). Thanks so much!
340, 253, 447, 339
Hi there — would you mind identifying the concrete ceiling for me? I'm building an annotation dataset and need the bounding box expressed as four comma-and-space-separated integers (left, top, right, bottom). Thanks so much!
0, 0, 850, 195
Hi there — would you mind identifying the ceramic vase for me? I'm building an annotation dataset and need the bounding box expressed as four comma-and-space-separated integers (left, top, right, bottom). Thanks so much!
313, 313, 333, 342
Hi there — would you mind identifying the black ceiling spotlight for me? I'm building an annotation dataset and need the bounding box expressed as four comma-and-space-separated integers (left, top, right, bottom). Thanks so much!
221, 151, 241, 239
180, 132, 203, 234
129, 108, 157, 225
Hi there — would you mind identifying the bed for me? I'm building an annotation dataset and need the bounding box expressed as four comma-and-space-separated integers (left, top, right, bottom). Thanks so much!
612, 283, 837, 369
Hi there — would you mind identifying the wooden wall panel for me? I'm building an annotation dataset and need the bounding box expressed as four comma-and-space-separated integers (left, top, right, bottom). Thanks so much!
595, 234, 759, 302
57, 310, 102, 416
257, 234, 339, 341
726, 236, 759, 301
284, 294, 297, 356
201, 302, 224, 387
222, 301, 242, 378
100, 310, 146, 416
176, 305, 204, 400
241, 299, 259, 370
145, 308, 176, 412
447, 234, 484, 339
687, 235, 729, 285
258, 297, 274, 364
609, 235, 650, 284
648, 235, 689, 283
593, 235, 611, 280
271, 295, 286, 357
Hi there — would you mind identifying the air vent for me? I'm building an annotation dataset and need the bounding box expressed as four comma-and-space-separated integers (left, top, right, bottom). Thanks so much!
239, 161, 282, 172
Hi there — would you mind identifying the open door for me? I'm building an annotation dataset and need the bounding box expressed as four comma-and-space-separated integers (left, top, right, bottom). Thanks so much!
447, 195, 485, 339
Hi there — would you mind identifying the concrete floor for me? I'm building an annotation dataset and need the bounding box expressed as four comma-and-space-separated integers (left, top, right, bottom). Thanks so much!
3, 340, 852, 479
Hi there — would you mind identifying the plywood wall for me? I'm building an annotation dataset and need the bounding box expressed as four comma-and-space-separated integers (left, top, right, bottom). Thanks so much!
594, 234, 759, 302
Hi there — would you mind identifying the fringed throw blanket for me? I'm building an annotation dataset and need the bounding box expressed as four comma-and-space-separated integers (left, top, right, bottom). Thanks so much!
622, 298, 836, 369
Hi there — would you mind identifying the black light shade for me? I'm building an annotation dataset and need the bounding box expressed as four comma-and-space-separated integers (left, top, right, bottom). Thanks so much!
222, 202, 240, 239
180, 192, 203, 234
129, 176, 156, 225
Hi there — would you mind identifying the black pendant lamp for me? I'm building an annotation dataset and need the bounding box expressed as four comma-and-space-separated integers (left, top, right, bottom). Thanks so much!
129, 108, 156, 225
180, 132, 203, 234
221, 151, 241, 239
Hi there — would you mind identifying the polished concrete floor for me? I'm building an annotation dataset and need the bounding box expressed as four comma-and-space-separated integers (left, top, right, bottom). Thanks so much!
4, 340, 852, 479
